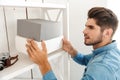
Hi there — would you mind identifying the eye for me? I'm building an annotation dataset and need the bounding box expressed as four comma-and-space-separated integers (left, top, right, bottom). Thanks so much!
88, 25, 94, 29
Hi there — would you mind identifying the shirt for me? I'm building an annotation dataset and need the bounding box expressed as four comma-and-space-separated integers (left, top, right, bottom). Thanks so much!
73, 40, 120, 80
43, 41, 120, 80
43, 71, 57, 80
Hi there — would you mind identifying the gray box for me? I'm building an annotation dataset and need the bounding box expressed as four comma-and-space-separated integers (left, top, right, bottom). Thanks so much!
17, 19, 62, 42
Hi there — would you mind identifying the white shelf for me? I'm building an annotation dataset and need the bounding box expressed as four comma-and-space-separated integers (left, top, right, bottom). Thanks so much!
0, 53, 35, 80
0, 1, 66, 9
0, 50, 64, 80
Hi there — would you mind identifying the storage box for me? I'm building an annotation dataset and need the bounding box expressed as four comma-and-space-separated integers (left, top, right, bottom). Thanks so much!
17, 19, 62, 41
15, 36, 63, 54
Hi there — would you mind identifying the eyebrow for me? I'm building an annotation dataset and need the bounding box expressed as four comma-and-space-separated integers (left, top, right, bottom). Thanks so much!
85, 24, 94, 27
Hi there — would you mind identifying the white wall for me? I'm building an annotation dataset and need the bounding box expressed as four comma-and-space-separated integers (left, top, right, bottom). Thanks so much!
107, 0, 120, 49
69, 0, 107, 80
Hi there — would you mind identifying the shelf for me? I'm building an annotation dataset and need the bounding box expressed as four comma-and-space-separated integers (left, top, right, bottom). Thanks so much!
0, 53, 35, 80
0, 50, 65, 80
0, 1, 66, 9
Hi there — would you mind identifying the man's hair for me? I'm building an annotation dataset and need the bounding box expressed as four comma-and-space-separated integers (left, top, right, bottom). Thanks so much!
88, 7, 118, 36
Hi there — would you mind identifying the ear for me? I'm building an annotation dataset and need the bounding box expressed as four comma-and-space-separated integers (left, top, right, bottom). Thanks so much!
103, 28, 113, 37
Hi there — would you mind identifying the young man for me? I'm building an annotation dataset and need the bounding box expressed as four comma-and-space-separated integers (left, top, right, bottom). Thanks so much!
26, 7, 120, 80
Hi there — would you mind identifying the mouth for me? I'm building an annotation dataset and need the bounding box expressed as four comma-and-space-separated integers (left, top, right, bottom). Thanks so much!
84, 36, 89, 39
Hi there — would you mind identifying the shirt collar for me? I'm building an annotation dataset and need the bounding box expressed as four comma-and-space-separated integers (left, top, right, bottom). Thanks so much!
92, 40, 117, 56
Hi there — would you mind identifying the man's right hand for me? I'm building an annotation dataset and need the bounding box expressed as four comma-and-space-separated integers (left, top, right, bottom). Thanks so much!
62, 38, 77, 57
26, 39, 51, 76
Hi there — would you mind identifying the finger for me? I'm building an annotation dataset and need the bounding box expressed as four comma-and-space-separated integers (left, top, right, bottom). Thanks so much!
41, 40, 47, 52
26, 43, 35, 53
27, 39, 37, 51
26, 44, 31, 52
63, 38, 68, 43
62, 38, 67, 44
26, 44, 33, 57
62, 38, 66, 48
30, 45, 35, 53
27, 49, 32, 57
27, 39, 32, 44
31, 40, 39, 50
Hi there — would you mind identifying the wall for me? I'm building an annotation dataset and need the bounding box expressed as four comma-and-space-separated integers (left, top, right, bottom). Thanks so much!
107, 0, 120, 49
69, 0, 107, 80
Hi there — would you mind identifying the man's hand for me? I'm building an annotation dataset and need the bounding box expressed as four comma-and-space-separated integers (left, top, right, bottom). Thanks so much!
62, 38, 77, 57
26, 39, 51, 75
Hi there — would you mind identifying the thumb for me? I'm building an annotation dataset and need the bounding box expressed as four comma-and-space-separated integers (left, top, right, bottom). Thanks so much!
41, 40, 47, 53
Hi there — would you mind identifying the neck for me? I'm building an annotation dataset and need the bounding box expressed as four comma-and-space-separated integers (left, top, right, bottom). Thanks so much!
93, 40, 112, 49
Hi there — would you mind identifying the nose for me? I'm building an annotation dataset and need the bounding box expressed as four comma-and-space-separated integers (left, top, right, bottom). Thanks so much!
83, 28, 87, 34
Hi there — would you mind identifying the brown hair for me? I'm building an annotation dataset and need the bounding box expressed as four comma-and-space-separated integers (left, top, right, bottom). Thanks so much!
88, 7, 118, 36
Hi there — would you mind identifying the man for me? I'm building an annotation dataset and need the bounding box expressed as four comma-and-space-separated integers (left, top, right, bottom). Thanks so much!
26, 7, 120, 80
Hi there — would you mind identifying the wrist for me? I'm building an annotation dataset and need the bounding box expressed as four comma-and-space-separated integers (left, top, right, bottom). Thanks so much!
39, 61, 51, 76
69, 49, 77, 57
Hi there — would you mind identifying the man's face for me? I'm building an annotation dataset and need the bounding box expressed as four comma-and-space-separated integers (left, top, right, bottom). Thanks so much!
83, 18, 103, 46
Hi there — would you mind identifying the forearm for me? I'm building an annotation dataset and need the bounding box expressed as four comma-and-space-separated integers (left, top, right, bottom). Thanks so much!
39, 61, 57, 80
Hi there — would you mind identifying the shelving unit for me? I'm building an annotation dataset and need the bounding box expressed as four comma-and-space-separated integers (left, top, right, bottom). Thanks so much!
0, 1, 66, 9
0, 1, 69, 80
0, 51, 65, 80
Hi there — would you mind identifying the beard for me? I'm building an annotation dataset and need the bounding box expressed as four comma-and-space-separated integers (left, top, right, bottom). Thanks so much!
84, 34, 103, 46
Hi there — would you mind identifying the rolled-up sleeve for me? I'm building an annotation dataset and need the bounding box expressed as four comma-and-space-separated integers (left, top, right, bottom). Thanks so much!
43, 70, 57, 80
